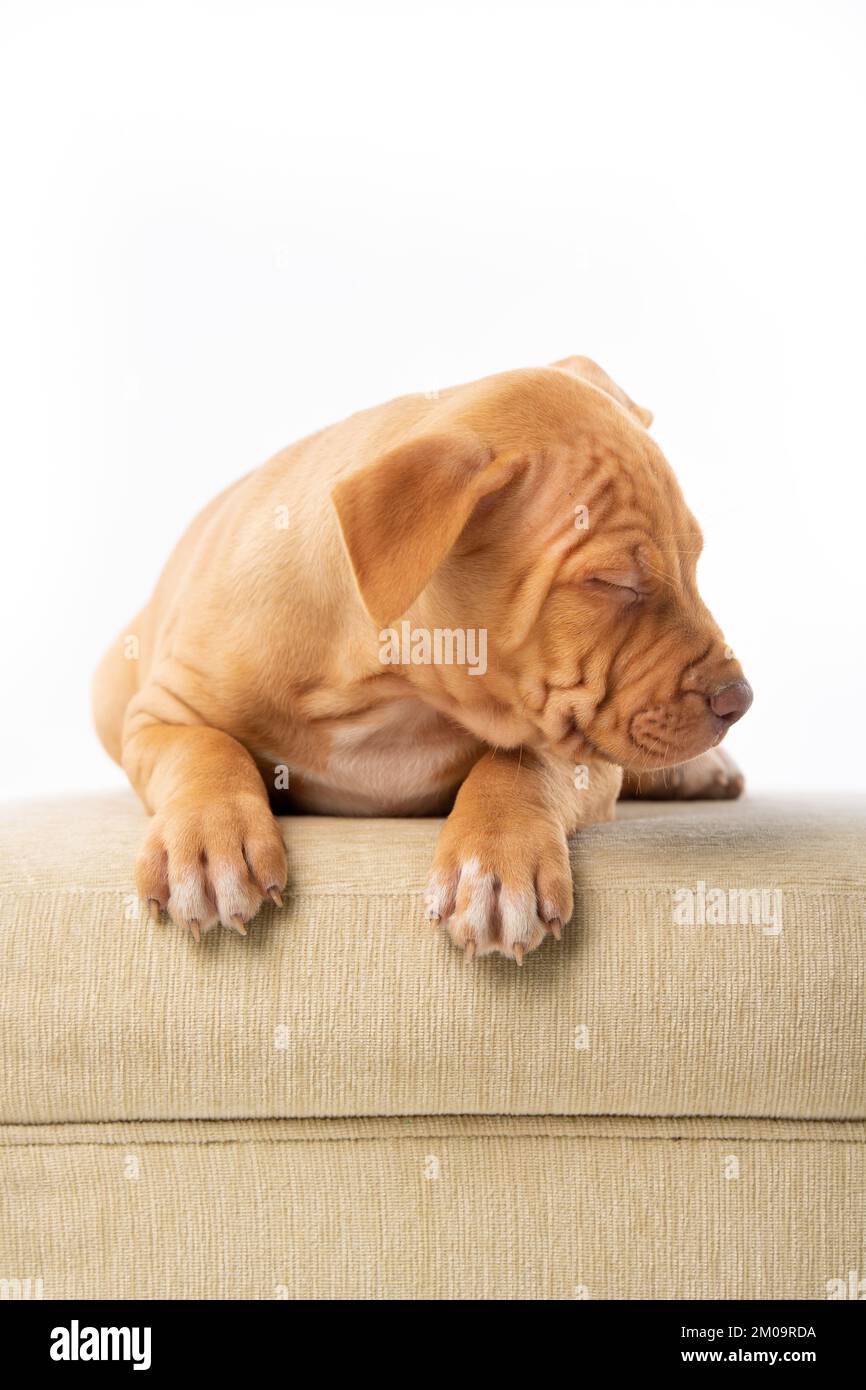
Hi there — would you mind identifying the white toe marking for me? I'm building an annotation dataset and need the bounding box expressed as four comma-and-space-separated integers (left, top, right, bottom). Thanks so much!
425, 872, 454, 919
211, 867, 261, 923
498, 885, 539, 946
168, 869, 216, 928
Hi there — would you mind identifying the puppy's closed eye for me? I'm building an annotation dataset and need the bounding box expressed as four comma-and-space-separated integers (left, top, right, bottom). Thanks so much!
585, 573, 645, 605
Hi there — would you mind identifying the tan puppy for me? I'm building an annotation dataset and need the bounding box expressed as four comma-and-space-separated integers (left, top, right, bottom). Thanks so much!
93, 357, 752, 960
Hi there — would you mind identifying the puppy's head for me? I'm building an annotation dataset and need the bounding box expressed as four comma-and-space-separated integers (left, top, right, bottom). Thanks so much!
332, 358, 751, 771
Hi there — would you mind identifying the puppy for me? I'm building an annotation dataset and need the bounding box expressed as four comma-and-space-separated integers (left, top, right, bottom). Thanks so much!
93, 356, 752, 961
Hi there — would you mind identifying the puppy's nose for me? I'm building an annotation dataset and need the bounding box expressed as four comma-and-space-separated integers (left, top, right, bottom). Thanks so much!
709, 680, 753, 724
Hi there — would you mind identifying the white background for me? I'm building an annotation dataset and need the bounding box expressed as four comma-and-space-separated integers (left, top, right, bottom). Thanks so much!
1, 0, 864, 800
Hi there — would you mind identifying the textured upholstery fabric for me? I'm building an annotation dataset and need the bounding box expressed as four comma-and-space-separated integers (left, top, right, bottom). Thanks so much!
0, 792, 864, 1299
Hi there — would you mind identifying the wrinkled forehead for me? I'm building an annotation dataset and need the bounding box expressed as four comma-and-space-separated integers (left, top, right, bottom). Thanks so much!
456, 370, 703, 574
566, 433, 703, 581
637, 448, 703, 567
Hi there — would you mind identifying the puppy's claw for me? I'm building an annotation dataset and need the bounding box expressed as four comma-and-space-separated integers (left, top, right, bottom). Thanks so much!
186, 918, 201, 944
548, 918, 562, 941
267, 887, 283, 908
147, 898, 162, 924
229, 914, 248, 936
464, 941, 476, 963
513, 943, 525, 966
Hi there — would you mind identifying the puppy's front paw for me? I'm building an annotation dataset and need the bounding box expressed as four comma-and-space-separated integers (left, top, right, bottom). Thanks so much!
136, 793, 288, 941
426, 814, 572, 963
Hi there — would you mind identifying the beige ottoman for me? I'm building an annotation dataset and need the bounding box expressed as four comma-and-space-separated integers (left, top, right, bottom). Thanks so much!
0, 792, 863, 1300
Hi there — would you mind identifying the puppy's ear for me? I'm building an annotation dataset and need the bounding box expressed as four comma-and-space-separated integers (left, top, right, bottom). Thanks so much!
331, 432, 505, 626
552, 354, 654, 429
